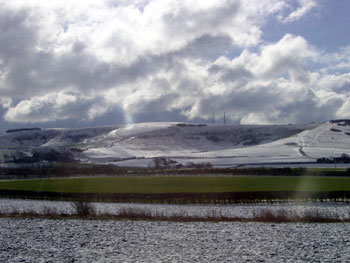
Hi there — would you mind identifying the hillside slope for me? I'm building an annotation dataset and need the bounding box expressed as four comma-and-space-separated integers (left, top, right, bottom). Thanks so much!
1, 120, 350, 167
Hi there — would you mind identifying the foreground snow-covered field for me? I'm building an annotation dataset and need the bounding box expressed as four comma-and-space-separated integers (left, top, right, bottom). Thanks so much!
1, 218, 350, 262
1, 120, 350, 167
2, 199, 350, 262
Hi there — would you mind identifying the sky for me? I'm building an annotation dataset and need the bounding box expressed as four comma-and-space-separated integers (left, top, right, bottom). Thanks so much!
0, 0, 350, 132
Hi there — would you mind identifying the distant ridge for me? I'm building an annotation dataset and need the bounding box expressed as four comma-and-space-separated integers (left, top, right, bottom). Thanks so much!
1, 121, 350, 167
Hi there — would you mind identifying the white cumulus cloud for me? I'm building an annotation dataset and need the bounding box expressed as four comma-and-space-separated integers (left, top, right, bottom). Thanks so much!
0, 0, 348, 127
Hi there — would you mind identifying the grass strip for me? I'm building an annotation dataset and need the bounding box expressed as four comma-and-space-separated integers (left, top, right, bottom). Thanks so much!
2, 176, 350, 193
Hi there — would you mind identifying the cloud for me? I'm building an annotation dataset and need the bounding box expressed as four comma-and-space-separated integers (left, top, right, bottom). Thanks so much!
319, 46, 350, 74
0, 98, 12, 108
4, 92, 108, 123
253, 34, 315, 78
280, 0, 317, 23
0, 0, 348, 129
337, 97, 350, 119
178, 34, 349, 124
317, 74, 350, 94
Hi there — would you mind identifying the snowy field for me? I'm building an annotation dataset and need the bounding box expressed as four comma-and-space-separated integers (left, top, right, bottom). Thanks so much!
1, 218, 350, 262
1, 198, 350, 220
2, 199, 350, 262
1, 120, 350, 167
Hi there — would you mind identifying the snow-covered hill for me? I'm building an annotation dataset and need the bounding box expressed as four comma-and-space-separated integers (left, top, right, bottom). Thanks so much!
1, 120, 350, 167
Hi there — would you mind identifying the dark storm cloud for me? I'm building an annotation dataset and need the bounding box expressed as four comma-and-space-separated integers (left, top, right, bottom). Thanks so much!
0, 7, 37, 59
176, 34, 234, 60
133, 109, 206, 124
193, 85, 280, 122
209, 64, 253, 83
278, 93, 343, 124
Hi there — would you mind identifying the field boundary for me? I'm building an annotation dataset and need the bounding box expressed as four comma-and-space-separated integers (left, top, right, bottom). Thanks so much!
2, 189, 350, 204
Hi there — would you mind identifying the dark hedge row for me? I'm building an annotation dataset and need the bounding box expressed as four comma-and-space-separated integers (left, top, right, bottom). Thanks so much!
0, 164, 125, 178
1, 165, 350, 179
6, 128, 41, 133
161, 167, 308, 176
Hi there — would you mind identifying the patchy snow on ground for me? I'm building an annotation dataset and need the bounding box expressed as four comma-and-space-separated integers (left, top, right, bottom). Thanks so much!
1, 217, 350, 262
1, 120, 350, 167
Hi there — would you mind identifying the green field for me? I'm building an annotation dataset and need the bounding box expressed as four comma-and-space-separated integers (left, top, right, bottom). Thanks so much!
305, 167, 347, 173
1, 176, 350, 193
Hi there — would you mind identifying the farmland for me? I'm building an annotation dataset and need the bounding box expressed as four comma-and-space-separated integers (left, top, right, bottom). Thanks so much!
1, 120, 350, 168
2, 176, 350, 193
